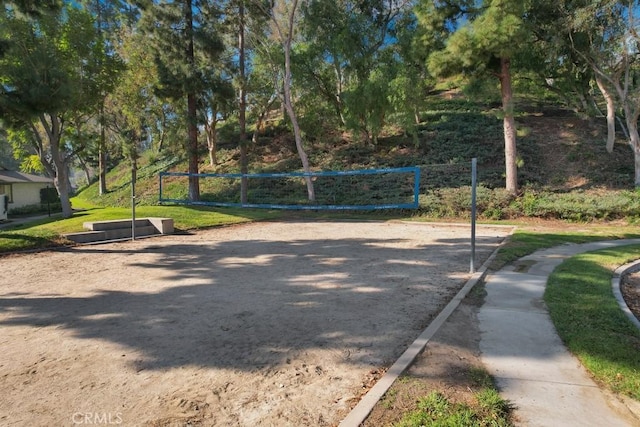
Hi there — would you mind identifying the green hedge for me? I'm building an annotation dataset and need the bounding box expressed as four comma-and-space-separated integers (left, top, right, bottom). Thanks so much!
417, 187, 640, 222
9, 202, 62, 217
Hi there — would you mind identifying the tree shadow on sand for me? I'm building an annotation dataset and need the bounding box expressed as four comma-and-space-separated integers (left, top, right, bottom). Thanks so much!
0, 232, 505, 372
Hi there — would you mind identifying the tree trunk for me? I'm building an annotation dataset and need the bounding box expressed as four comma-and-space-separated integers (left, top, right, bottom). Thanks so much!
42, 114, 73, 218
206, 121, 217, 166
281, 0, 315, 201
78, 156, 92, 187
631, 123, 640, 187
96, 2, 108, 195
209, 144, 216, 167
239, 1, 249, 204
252, 109, 266, 144
185, 0, 199, 201
187, 92, 200, 201
621, 103, 640, 186
251, 97, 276, 144
283, 91, 315, 201
157, 109, 167, 153
594, 74, 616, 153
332, 59, 346, 126
500, 57, 518, 195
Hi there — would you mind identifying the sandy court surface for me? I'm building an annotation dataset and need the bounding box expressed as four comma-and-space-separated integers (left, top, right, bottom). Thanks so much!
0, 221, 510, 426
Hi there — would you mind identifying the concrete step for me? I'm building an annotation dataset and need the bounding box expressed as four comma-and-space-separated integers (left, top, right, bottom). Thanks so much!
64, 226, 158, 244
63, 217, 173, 244
103, 225, 158, 240
64, 231, 108, 244
84, 219, 151, 232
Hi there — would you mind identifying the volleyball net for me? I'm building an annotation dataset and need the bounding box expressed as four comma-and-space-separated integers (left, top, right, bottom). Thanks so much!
159, 166, 421, 210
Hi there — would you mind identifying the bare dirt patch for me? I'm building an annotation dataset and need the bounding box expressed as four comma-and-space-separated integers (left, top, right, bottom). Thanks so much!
362, 287, 490, 427
621, 271, 640, 323
0, 221, 509, 426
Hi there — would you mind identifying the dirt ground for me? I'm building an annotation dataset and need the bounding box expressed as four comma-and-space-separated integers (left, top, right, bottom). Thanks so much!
362, 286, 490, 427
0, 221, 510, 427
622, 271, 640, 325
365, 234, 640, 427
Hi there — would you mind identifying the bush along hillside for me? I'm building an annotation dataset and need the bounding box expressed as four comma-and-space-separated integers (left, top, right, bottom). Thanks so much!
75, 97, 640, 223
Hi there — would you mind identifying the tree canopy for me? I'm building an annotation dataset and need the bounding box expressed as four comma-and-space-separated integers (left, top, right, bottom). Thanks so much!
1, 0, 640, 210
0, 3, 122, 217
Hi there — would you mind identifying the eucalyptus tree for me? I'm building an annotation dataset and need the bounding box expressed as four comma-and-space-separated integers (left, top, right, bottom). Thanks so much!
298, 0, 351, 127
200, 70, 234, 167
0, 1, 60, 136
216, 1, 267, 202
425, 0, 531, 195
113, 26, 185, 156
109, 27, 160, 179
252, 0, 316, 201
136, 0, 225, 201
514, 2, 592, 116
246, 46, 281, 144
234, 0, 250, 202
341, 51, 396, 144
562, 0, 640, 184
0, 4, 121, 217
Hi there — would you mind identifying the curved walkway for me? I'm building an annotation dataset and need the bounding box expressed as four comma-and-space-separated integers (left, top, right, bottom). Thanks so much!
479, 239, 640, 427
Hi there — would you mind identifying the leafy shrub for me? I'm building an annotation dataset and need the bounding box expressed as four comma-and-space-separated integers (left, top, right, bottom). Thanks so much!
418, 186, 515, 220
418, 187, 640, 222
9, 202, 62, 216
511, 189, 640, 221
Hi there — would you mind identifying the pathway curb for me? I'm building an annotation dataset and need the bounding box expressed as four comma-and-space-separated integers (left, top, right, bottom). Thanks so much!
339, 226, 515, 427
480, 239, 640, 427
612, 259, 640, 331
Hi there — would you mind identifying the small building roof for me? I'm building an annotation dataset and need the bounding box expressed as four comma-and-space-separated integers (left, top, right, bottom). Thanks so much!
0, 169, 53, 184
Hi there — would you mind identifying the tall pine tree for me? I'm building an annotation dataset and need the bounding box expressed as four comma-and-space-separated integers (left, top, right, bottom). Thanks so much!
425, 0, 531, 195
137, 0, 224, 201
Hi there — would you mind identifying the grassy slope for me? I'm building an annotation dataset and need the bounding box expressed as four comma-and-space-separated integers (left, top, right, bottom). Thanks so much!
0, 204, 281, 254
5, 96, 638, 255
73, 97, 636, 210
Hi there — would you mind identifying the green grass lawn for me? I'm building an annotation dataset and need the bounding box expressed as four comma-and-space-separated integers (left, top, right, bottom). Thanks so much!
393, 388, 513, 427
0, 199, 282, 254
545, 245, 640, 400
491, 225, 640, 269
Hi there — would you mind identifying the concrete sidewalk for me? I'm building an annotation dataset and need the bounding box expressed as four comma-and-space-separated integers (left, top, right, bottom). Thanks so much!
479, 240, 640, 427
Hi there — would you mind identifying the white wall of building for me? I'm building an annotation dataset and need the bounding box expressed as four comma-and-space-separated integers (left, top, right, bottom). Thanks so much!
9, 183, 50, 210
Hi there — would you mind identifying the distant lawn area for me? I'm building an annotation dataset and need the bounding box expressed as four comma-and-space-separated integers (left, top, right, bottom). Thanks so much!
0, 200, 282, 254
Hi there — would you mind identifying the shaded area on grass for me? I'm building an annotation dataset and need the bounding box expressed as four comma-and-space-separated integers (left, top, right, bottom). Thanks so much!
0, 205, 282, 254
0, 228, 66, 253
491, 229, 640, 270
